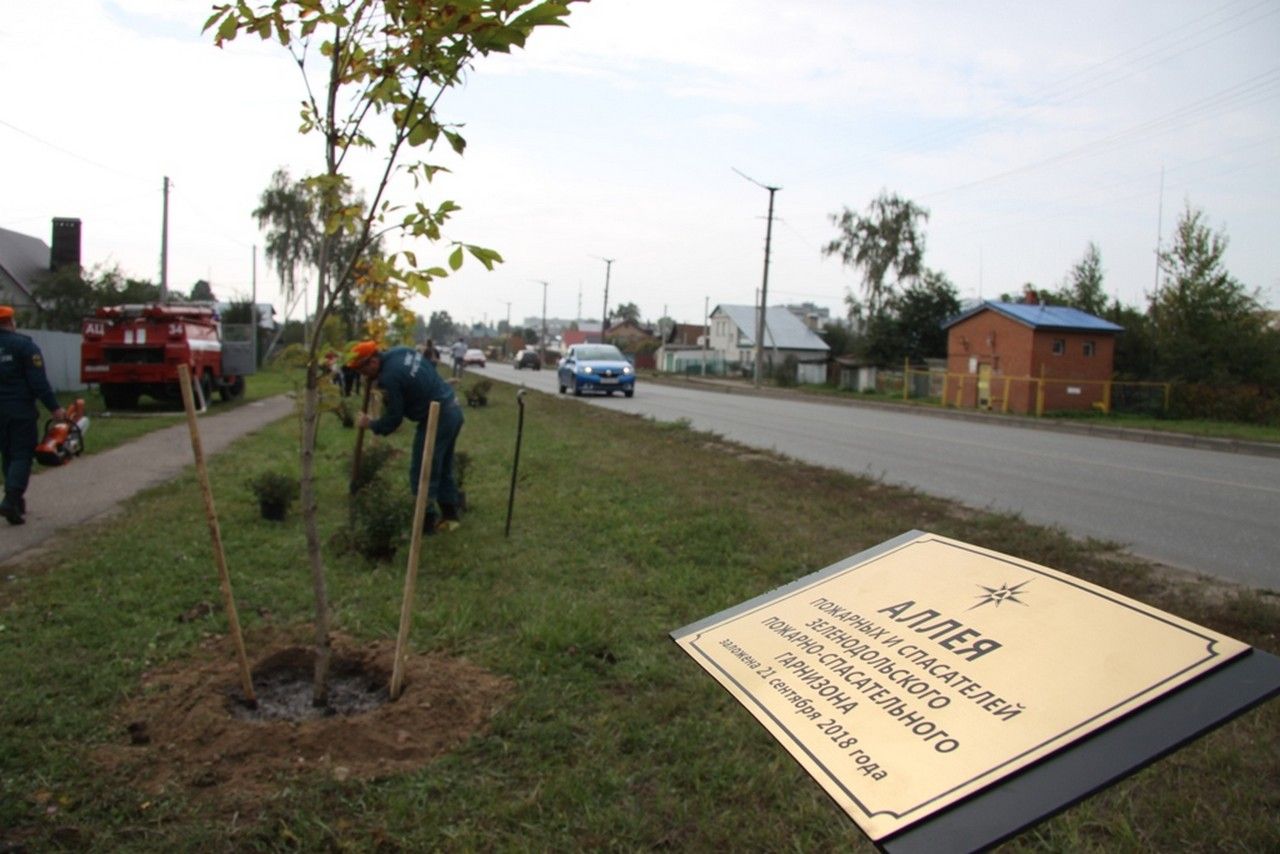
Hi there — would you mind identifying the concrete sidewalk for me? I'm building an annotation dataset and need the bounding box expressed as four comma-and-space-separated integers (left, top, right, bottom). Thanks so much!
0, 395, 295, 567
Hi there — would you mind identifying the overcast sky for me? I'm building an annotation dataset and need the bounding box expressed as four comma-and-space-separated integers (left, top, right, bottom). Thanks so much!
4, 1, 1277, 332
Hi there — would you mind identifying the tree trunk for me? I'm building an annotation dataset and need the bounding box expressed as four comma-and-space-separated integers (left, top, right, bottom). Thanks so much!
302, 357, 331, 706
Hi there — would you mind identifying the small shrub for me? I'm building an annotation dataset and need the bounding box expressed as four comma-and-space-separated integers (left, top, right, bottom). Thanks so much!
347, 474, 411, 561
1169, 383, 1279, 426
466, 380, 492, 407
246, 470, 299, 521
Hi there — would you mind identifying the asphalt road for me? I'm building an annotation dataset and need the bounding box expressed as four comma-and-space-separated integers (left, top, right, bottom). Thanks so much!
480, 363, 1279, 591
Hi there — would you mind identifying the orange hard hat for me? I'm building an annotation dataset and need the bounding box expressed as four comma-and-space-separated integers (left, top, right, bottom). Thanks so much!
346, 340, 379, 367
0, 306, 13, 320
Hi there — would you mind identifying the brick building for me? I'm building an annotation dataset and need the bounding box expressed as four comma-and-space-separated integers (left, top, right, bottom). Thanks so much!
941, 301, 1123, 414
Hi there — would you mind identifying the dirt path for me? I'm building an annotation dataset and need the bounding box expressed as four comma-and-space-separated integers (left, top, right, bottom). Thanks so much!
0, 395, 295, 567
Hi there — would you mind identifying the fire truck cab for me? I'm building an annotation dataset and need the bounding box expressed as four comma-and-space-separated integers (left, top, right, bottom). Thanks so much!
80, 303, 254, 409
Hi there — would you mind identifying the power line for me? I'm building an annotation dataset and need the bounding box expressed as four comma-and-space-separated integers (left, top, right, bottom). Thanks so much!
0, 118, 148, 183
2, 190, 158, 229
167, 184, 254, 249
919, 66, 1280, 201
881, 0, 1278, 159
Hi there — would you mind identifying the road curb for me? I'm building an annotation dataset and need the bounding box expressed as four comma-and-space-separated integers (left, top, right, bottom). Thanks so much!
657, 376, 1280, 459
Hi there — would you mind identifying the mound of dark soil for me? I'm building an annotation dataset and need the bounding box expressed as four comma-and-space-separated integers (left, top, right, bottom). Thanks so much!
96, 629, 512, 807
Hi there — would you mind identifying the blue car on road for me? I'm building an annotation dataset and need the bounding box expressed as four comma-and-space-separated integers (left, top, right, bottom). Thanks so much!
557, 344, 636, 397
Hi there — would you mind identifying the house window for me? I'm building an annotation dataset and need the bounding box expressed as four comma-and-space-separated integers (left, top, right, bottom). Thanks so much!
1051, 338, 1066, 355
1083, 340, 1096, 357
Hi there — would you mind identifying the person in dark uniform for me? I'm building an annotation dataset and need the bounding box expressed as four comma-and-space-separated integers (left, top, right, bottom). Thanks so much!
348, 341, 464, 532
0, 306, 66, 525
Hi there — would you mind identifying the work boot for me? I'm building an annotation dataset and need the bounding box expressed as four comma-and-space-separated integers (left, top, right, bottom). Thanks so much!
440, 502, 461, 523
422, 510, 439, 536
0, 495, 24, 526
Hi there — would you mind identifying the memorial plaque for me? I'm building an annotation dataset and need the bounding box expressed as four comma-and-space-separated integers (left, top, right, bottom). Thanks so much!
671, 531, 1251, 841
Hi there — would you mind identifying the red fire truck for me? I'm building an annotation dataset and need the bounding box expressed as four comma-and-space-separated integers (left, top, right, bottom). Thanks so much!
80, 303, 252, 409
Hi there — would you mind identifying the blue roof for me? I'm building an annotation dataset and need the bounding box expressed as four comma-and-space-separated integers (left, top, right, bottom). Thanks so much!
943, 301, 1124, 333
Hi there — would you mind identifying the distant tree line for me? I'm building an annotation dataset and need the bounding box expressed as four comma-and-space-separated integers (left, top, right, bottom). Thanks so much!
25, 266, 232, 332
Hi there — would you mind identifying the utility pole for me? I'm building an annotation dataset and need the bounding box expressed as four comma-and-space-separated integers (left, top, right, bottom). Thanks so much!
733, 168, 779, 388
502, 300, 512, 340
595, 256, 614, 344
251, 244, 258, 368
1153, 166, 1165, 298
702, 295, 709, 377
541, 282, 548, 358
534, 280, 549, 358
160, 176, 170, 300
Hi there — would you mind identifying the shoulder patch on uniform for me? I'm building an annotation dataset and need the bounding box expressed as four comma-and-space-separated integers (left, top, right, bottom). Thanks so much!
30, 354, 43, 368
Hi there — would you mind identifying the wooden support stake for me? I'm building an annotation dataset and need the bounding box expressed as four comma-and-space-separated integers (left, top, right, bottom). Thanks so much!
389, 401, 440, 701
349, 379, 374, 494
178, 365, 257, 707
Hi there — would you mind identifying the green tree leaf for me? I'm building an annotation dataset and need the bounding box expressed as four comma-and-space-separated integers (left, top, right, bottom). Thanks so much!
444, 130, 466, 155
217, 13, 241, 43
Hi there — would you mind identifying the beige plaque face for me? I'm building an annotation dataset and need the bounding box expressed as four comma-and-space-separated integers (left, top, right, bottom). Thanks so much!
673, 532, 1249, 840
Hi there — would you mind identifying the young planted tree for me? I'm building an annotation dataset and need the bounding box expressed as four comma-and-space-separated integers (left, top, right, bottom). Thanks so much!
824, 191, 930, 320
207, 0, 574, 704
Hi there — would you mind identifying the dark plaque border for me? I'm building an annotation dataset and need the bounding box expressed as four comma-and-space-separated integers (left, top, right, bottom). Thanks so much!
879, 646, 1280, 853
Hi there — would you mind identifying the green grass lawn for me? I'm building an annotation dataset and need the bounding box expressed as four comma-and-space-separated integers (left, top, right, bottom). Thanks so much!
2, 378, 1276, 851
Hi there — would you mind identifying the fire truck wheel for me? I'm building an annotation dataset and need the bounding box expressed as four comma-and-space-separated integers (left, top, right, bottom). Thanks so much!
219, 375, 246, 401
101, 384, 139, 410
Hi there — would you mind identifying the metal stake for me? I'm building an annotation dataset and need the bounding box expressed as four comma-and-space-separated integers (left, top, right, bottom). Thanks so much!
505, 389, 527, 538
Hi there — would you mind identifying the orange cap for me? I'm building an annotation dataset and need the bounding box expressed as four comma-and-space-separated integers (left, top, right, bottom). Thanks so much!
0, 306, 13, 320
346, 340, 379, 367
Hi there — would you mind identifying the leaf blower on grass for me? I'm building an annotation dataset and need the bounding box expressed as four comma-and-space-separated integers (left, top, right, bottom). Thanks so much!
35, 398, 89, 467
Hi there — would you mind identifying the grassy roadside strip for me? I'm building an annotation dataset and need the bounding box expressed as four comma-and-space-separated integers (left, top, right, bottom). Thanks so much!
1, 380, 1276, 851
47, 367, 300, 459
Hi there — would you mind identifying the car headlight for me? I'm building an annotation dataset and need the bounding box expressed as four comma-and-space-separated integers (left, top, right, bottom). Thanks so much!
623, 366, 633, 374
582, 366, 593, 374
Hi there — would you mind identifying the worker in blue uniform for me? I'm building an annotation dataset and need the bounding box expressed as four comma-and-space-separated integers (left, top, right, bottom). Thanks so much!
348, 341, 464, 532
0, 306, 66, 525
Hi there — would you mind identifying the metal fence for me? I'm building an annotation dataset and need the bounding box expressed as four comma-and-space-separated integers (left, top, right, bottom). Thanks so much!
889, 367, 1172, 417
26, 330, 84, 392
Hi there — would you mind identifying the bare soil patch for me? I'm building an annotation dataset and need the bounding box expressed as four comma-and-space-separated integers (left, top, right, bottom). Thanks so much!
96, 628, 512, 809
